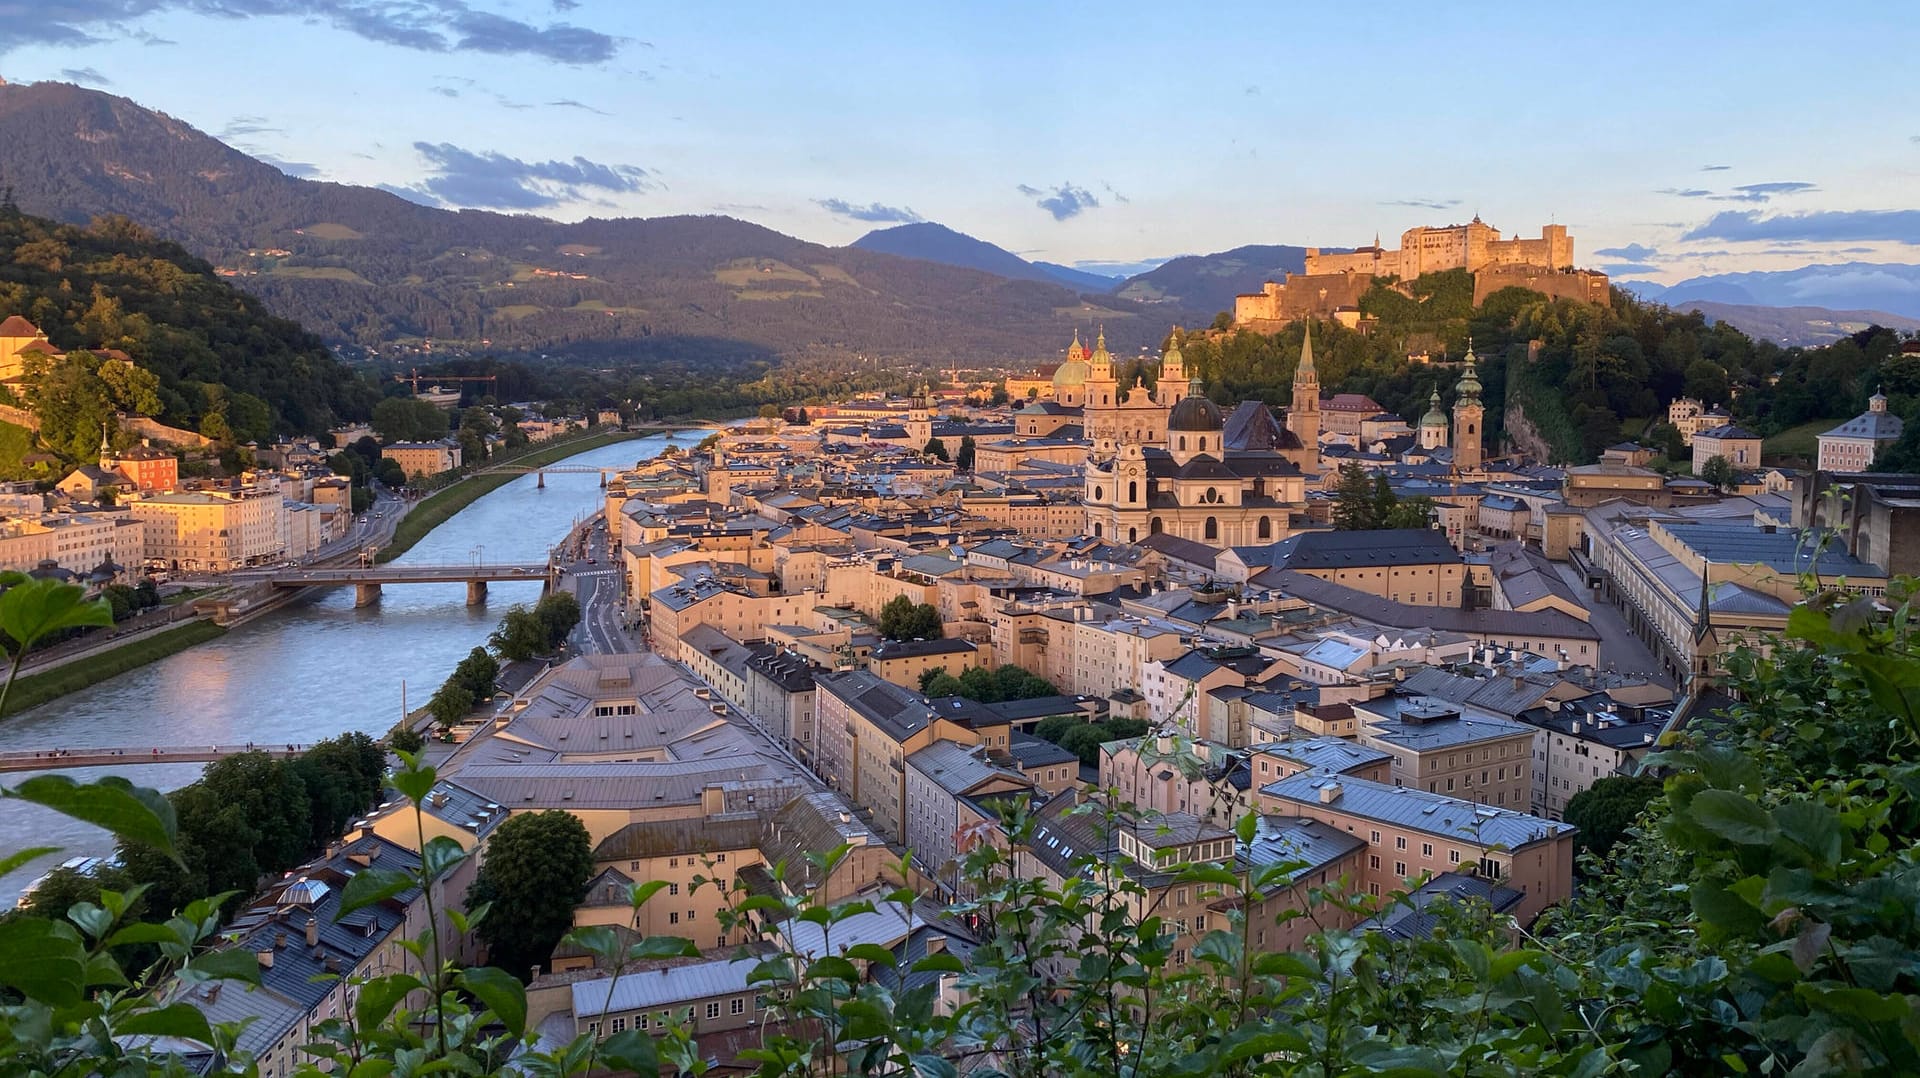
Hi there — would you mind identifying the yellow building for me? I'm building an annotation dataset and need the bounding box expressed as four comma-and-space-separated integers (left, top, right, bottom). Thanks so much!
381, 440, 462, 479
0, 314, 62, 381
1304, 219, 1574, 279
126, 485, 286, 571
0, 512, 144, 575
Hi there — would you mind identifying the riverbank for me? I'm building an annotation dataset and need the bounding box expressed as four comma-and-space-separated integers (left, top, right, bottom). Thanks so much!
2, 620, 227, 717
377, 429, 645, 563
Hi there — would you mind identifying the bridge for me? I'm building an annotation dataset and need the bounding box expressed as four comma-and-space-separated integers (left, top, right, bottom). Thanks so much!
1, 744, 310, 774
263, 563, 554, 606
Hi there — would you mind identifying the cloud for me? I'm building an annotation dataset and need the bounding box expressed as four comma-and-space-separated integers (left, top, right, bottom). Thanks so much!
1839, 246, 1877, 253
375, 181, 442, 207
58, 66, 111, 85
8, 1, 621, 64
1245, 85, 1260, 95
815, 198, 922, 224
1380, 198, 1462, 211
1711, 181, 1818, 203
1658, 187, 1714, 198
1018, 182, 1099, 221
1682, 209, 1920, 246
219, 114, 282, 139
1102, 182, 1130, 206
432, 86, 461, 97
254, 153, 320, 178
1594, 243, 1660, 261
1911, 135, 1920, 144
395, 141, 650, 210
546, 98, 608, 115
1600, 263, 1660, 275
1075, 256, 1183, 277
1700, 164, 1731, 171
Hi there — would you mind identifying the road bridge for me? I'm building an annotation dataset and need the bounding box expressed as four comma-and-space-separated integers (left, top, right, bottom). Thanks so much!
1, 744, 310, 774
264, 563, 554, 606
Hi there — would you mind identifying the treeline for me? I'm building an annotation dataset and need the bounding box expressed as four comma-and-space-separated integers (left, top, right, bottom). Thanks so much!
0, 206, 378, 450
15, 732, 388, 926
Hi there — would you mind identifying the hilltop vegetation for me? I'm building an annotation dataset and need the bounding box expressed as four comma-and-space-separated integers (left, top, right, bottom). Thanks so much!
1181, 274, 1916, 465
0, 204, 376, 463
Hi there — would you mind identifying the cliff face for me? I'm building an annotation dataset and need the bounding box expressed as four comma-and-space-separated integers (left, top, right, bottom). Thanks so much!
1502, 401, 1555, 464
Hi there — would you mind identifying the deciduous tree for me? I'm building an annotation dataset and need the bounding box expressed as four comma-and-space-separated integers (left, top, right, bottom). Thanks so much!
467, 810, 593, 981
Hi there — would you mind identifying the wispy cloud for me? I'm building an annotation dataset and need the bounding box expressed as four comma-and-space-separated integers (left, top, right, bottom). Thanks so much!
1075, 256, 1183, 277
1682, 209, 1920, 246
219, 115, 282, 139
1712, 181, 1818, 203
58, 67, 111, 86
1700, 164, 1732, 171
1594, 243, 1660, 261
1017, 182, 1099, 221
392, 142, 650, 210
1381, 198, 1462, 211
815, 198, 922, 224
546, 98, 608, 115
1658, 187, 1714, 198
254, 153, 320, 179
7, 0, 623, 64
1102, 182, 1130, 206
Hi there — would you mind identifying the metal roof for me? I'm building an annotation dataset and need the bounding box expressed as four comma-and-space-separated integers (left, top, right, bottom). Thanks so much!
1261, 770, 1574, 850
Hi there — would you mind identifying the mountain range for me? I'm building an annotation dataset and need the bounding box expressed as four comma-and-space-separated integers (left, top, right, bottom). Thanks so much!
1621, 264, 1920, 345
851, 223, 1120, 291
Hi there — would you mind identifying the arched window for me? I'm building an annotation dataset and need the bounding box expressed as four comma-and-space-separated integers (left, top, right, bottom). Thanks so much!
1468, 424, 1476, 435
1204, 517, 1218, 541
1178, 436, 1187, 451
1128, 481, 1138, 503
1094, 486, 1104, 501
1128, 527, 1138, 542
1092, 522, 1102, 537
1205, 487, 1218, 503
1258, 516, 1272, 539
1150, 518, 1164, 534
1199, 437, 1208, 451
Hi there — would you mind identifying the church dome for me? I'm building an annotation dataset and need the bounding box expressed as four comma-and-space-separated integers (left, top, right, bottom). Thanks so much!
1053, 358, 1090, 389
1167, 391, 1224, 432
1421, 388, 1447, 428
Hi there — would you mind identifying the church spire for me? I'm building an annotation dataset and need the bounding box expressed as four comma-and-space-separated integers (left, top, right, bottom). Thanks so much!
98, 421, 111, 466
1297, 317, 1316, 378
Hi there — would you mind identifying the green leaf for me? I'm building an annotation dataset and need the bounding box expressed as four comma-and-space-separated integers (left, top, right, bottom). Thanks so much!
625, 878, 670, 909
458, 966, 527, 1036
66, 901, 112, 942
5, 775, 179, 860
84, 950, 129, 988
0, 846, 59, 878
1689, 789, 1779, 846
626, 936, 700, 961
390, 760, 437, 805
421, 835, 467, 880
912, 1054, 958, 1078
562, 925, 621, 967
106, 922, 185, 949
0, 577, 113, 655
909, 952, 965, 975
0, 917, 88, 1007
116, 1002, 216, 1045
1773, 802, 1843, 866
1796, 984, 1913, 1023
355, 973, 425, 1030
336, 867, 415, 918
1691, 883, 1766, 935
843, 943, 898, 967
598, 1029, 659, 1073
180, 946, 263, 986
808, 955, 861, 983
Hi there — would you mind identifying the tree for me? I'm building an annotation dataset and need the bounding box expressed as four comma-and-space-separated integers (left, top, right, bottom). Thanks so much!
1331, 462, 1379, 530
1563, 774, 1663, 862
1700, 453, 1736, 492
534, 591, 581, 649
452, 646, 500, 701
877, 595, 942, 641
955, 435, 976, 472
390, 726, 426, 754
372, 397, 450, 443
375, 457, 408, 487
923, 437, 950, 462
427, 682, 474, 732
467, 810, 594, 980
491, 604, 553, 660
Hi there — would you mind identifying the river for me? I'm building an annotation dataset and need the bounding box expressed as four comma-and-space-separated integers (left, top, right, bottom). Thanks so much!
0, 432, 683, 904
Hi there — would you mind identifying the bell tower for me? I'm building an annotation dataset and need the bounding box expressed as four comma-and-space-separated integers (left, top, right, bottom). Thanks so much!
1287, 318, 1320, 450
1452, 341, 1485, 474
1157, 328, 1188, 409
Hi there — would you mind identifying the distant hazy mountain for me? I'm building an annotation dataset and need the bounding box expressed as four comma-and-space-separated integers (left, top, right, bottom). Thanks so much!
1113, 245, 1315, 314
1649, 300, 1920, 347
0, 81, 1160, 364
850, 222, 1117, 291
1633, 263, 1920, 321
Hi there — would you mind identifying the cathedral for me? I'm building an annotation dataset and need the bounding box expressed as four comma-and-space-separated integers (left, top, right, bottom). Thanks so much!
1081, 324, 1324, 546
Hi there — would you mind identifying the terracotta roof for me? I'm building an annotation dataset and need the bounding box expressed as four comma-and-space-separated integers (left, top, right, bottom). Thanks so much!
0, 315, 41, 336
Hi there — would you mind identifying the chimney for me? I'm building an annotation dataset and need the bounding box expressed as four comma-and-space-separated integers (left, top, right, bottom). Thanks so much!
305, 916, 319, 948
1317, 781, 1342, 804
274, 930, 287, 949
925, 934, 947, 955
256, 948, 274, 969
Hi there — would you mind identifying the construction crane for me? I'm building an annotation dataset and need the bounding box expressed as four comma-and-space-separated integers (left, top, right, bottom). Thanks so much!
395, 368, 498, 394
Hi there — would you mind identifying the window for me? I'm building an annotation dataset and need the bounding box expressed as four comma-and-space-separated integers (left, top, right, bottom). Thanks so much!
1194, 914, 1206, 932
716, 853, 727, 863
705, 1002, 721, 1019
670, 857, 678, 868
629, 860, 639, 871
669, 912, 680, 924
1395, 861, 1406, 877
668, 882, 679, 896
1450, 849, 1462, 863
610, 1017, 626, 1033
1370, 830, 1380, 843
1369, 854, 1380, 870
1258, 516, 1272, 539
638, 1014, 649, 1030
1421, 843, 1433, 857
1204, 517, 1218, 541
1395, 836, 1406, 850
730, 997, 746, 1016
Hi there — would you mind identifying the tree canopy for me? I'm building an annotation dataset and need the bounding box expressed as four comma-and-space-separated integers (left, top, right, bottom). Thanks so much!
466, 809, 593, 981
877, 595, 942, 641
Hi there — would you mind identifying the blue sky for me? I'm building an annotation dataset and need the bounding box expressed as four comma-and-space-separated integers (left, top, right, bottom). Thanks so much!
5, 1, 1916, 282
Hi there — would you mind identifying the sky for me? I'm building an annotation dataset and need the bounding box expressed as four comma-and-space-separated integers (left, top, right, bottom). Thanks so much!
3, 1, 1917, 284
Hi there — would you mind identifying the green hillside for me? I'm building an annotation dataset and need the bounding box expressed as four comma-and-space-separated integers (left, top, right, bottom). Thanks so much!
0, 203, 377, 467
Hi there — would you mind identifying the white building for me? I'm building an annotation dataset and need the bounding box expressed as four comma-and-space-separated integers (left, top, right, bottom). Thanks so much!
1817, 392, 1904, 472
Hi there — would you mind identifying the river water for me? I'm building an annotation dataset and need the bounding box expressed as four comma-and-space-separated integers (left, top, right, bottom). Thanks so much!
0, 433, 682, 904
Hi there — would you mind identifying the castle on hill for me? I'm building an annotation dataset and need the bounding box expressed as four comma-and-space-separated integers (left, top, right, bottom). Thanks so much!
1233, 217, 1609, 329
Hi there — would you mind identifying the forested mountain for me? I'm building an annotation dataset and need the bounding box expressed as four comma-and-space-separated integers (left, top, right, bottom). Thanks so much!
0, 205, 376, 460
1639, 300, 1920, 347
1113, 244, 1314, 312
0, 82, 1158, 365
852, 222, 1117, 291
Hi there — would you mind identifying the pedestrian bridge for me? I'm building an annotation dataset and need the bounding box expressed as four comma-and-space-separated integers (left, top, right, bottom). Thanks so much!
265, 563, 553, 606
0, 744, 309, 774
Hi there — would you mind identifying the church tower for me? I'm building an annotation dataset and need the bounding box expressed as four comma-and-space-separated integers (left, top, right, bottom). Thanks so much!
907, 382, 933, 450
1156, 327, 1189, 409
1452, 341, 1485, 474
1419, 386, 1449, 450
1287, 318, 1321, 451
1085, 327, 1122, 457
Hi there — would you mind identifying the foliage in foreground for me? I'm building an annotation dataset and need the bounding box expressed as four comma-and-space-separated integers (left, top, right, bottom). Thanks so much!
3, 578, 1920, 1076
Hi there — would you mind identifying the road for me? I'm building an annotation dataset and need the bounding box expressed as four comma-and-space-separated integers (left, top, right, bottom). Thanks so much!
561, 516, 636, 656
1556, 561, 1673, 687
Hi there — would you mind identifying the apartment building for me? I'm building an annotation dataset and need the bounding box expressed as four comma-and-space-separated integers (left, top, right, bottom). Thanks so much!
649, 576, 819, 664
1353, 694, 1537, 809
0, 511, 143, 575
382, 439, 462, 479
127, 484, 287, 570
1517, 696, 1664, 819
813, 669, 986, 843
904, 739, 1031, 888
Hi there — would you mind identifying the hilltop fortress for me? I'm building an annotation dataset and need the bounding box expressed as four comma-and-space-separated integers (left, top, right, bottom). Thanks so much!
1235, 217, 1608, 329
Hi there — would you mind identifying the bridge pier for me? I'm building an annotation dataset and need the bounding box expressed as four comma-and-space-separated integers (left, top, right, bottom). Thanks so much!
536, 470, 545, 489
467, 580, 488, 605
355, 583, 382, 607
599, 472, 606, 488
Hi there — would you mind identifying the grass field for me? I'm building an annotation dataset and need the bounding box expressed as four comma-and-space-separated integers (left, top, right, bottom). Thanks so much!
1764, 418, 1843, 463
3, 620, 227, 717
298, 222, 364, 240
376, 430, 642, 563
268, 265, 371, 284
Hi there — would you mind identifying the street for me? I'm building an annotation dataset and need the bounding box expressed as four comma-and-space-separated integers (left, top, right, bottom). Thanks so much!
561, 516, 637, 656
1556, 561, 1673, 688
